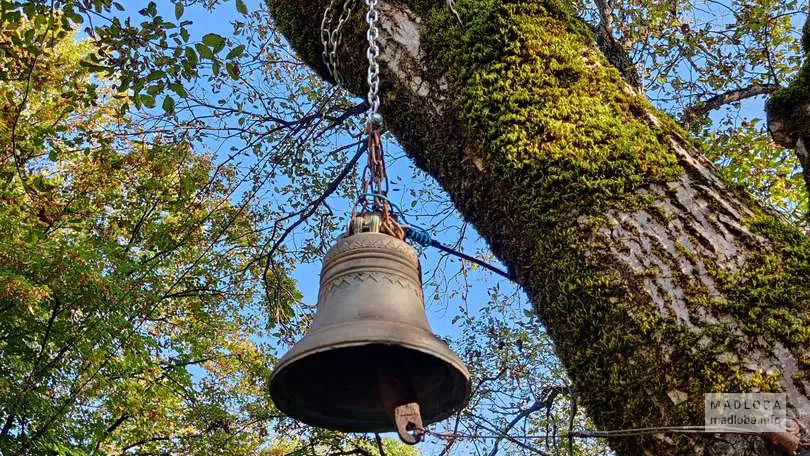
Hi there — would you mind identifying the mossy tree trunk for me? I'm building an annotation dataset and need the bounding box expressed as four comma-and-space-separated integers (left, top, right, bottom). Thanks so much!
265, 0, 810, 454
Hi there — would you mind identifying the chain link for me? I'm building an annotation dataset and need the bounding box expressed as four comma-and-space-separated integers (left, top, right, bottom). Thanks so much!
320, 1, 335, 77
320, 0, 356, 85
321, 0, 400, 238
359, 0, 399, 237
364, 0, 381, 124
320, 0, 380, 124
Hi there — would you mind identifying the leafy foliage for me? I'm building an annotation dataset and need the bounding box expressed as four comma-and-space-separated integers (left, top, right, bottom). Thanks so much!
1, 15, 276, 456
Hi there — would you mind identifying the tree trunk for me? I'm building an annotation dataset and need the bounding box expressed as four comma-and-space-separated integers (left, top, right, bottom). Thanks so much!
265, 0, 810, 454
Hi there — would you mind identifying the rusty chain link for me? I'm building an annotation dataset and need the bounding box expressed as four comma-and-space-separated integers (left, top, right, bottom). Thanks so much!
327, 0, 401, 239
352, 123, 405, 239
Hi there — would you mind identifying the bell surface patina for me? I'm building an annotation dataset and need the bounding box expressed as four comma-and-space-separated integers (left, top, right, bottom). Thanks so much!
269, 231, 470, 433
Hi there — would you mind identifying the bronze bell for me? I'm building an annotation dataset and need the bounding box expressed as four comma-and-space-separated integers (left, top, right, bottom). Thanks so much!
269, 230, 471, 442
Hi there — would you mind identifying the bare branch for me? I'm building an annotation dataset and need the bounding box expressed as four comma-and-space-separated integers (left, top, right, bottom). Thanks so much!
682, 84, 781, 126
593, 0, 614, 33
486, 385, 567, 456
485, 400, 545, 456
374, 433, 387, 456
257, 140, 367, 302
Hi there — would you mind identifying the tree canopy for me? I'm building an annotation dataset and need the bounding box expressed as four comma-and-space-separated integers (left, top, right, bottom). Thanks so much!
0, 0, 807, 455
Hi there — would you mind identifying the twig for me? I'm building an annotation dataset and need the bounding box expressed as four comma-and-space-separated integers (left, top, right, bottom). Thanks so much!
259, 140, 367, 303
374, 433, 386, 456
486, 400, 545, 456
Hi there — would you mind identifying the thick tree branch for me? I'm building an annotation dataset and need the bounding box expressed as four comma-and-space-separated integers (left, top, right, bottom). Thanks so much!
589, 0, 641, 91
765, 15, 810, 216
593, 0, 613, 33
683, 84, 781, 126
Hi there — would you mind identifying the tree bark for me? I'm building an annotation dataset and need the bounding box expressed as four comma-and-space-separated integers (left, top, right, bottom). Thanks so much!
765, 17, 810, 218
265, 0, 810, 454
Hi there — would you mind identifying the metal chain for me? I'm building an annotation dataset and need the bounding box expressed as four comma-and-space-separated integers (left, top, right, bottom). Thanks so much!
364, 0, 381, 124
320, 0, 356, 85
320, 0, 380, 117
352, 127, 404, 239
320, 1, 335, 77
320, 0, 398, 239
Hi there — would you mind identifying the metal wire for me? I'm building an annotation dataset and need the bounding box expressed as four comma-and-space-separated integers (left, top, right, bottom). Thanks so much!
429, 240, 512, 280
421, 425, 795, 441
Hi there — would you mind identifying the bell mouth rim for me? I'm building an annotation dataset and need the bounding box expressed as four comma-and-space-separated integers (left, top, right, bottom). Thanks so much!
268, 320, 471, 432
269, 319, 470, 381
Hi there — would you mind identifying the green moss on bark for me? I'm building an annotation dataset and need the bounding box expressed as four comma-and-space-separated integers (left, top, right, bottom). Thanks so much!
263, 0, 808, 451
765, 62, 810, 137
418, 0, 681, 227
407, 1, 698, 451
713, 216, 810, 346
765, 17, 810, 143
264, 0, 335, 84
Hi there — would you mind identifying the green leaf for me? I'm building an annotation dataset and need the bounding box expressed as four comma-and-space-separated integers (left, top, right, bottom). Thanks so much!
168, 83, 188, 98
236, 0, 248, 14
66, 11, 83, 24
226, 62, 239, 80
162, 96, 175, 113
174, 2, 184, 19
140, 94, 156, 108
226, 45, 245, 59
184, 46, 198, 67
202, 33, 225, 53
146, 70, 164, 82
195, 43, 213, 60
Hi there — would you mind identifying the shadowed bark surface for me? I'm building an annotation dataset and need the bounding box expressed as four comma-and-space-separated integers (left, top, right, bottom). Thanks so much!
265, 0, 810, 454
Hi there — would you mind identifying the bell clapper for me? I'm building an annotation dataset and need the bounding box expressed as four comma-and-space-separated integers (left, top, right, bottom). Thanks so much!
376, 359, 425, 445
393, 403, 425, 444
